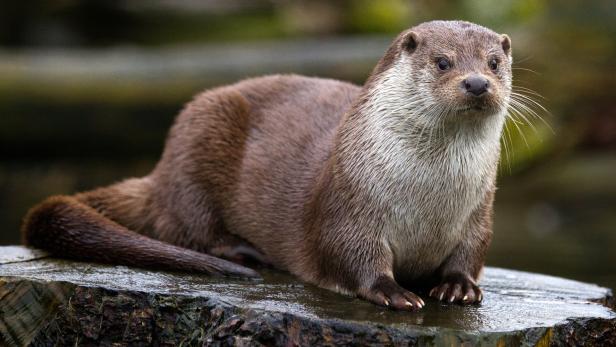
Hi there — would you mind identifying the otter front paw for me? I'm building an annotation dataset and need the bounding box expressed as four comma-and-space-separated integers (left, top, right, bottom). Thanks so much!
429, 273, 483, 305
362, 276, 425, 311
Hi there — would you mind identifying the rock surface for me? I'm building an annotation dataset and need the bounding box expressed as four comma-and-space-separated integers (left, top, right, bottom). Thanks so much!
0, 246, 614, 346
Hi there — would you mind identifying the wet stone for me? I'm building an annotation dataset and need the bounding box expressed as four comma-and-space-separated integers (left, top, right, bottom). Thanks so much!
0, 246, 614, 346
0, 246, 48, 265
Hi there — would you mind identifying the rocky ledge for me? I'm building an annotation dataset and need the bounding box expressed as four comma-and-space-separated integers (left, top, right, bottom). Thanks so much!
0, 246, 614, 346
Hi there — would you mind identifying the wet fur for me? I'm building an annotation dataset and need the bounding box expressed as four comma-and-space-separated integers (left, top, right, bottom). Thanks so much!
22, 21, 512, 309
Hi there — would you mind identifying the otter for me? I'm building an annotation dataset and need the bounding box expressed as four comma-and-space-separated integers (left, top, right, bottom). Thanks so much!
22, 21, 512, 311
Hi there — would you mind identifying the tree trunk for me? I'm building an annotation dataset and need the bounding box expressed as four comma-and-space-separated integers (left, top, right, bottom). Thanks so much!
0, 246, 614, 346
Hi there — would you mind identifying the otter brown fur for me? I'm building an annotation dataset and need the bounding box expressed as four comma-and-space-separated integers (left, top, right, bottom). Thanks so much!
22, 20, 513, 310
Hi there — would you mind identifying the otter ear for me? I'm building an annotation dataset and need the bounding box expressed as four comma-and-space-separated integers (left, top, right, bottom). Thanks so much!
500, 34, 511, 56
402, 31, 419, 53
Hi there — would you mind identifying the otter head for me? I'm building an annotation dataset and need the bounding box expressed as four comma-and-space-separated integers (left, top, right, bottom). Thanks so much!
370, 20, 512, 127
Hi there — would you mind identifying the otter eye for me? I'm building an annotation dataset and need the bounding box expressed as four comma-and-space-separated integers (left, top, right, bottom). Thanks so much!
437, 57, 451, 71
489, 58, 499, 71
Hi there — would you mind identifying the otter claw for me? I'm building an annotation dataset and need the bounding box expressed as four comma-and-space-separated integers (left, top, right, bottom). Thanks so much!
430, 273, 483, 305
364, 276, 424, 311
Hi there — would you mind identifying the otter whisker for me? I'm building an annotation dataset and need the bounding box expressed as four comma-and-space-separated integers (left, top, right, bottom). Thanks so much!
512, 54, 534, 65
501, 97, 533, 149
508, 83, 553, 133
496, 99, 514, 171
512, 86, 546, 100
508, 100, 539, 135
511, 92, 548, 106
508, 109, 531, 148
509, 96, 542, 123
501, 118, 512, 173
511, 92, 549, 114
508, 117, 525, 126
511, 67, 540, 75
509, 95, 553, 134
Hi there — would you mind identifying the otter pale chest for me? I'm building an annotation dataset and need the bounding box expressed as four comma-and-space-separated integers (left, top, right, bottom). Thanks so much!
22, 20, 513, 311
385, 129, 501, 279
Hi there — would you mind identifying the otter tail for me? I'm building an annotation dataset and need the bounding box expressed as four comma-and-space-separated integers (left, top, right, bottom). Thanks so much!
20, 178, 259, 279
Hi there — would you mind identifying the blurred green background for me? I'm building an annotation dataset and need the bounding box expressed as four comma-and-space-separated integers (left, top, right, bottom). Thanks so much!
1, 0, 614, 290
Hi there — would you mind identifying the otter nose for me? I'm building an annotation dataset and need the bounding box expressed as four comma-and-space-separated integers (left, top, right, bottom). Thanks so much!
463, 75, 489, 96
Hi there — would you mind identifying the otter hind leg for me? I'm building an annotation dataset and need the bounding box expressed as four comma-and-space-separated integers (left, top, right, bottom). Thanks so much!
21, 179, 260, 279
207, 231, 271, 267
